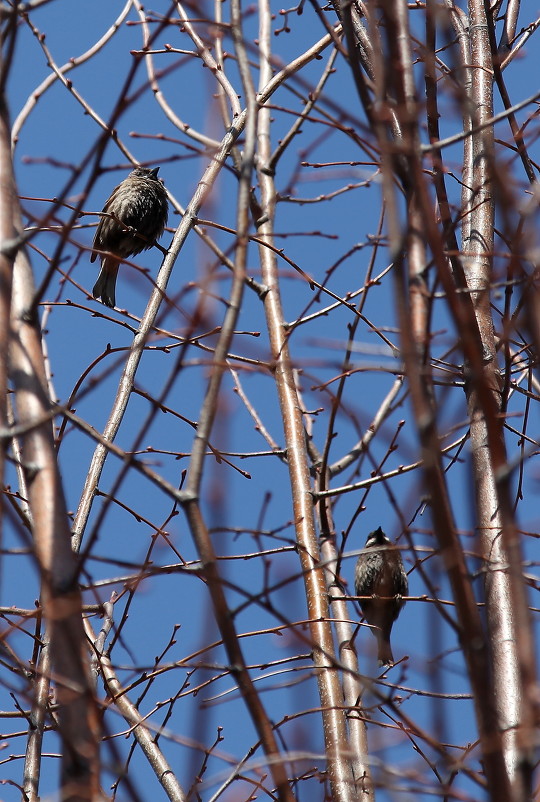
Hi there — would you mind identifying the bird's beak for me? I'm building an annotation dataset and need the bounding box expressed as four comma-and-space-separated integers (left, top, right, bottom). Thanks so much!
151, 167, 160, 178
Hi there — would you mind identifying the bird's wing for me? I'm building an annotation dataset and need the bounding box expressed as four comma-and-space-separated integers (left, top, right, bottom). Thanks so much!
91, 183, 123, 260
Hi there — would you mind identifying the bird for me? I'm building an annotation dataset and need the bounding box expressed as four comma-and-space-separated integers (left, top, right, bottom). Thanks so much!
354, 526, 408, 666
91, 166, 169, 308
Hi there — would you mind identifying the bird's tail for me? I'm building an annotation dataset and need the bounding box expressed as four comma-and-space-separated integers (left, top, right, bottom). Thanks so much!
376, 630, 394, 666
92, 258, 119, 308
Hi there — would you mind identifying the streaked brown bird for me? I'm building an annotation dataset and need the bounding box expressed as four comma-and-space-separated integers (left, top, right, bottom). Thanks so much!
91, 166, 169, 308
354, 526, 408, 665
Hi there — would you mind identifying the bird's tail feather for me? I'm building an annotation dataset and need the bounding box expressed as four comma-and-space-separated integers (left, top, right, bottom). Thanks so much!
376, 631, 394, 666
92, 259, 119, 308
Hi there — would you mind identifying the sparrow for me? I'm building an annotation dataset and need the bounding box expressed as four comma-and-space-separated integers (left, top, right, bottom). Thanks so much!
354, 526, 408, 665
91, 166, 169, 308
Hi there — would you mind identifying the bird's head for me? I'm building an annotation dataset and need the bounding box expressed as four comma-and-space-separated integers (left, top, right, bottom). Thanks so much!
130, 166, 162, 181
365, 526, 390, 548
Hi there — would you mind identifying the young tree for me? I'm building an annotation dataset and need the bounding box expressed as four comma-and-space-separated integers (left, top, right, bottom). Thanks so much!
1, 1, 539, 800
